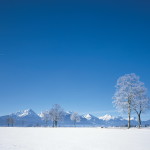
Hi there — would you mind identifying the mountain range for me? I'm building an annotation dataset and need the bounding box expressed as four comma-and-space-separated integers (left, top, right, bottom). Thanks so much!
0, 109, 150, 127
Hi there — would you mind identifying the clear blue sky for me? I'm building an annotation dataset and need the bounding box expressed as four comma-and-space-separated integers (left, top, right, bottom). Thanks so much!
0, 0, 150, 119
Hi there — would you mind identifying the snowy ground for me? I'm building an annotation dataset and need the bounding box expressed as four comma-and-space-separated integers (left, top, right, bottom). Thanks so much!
0, 127, 150, 150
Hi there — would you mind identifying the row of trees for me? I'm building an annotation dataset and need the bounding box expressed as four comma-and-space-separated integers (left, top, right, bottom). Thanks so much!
5, 73, 150, 129
6, 118, 28, 127
5, 105, 80, 127
113, 73, 150, 129
42, 104, 80, 127
49, 74, 149, 129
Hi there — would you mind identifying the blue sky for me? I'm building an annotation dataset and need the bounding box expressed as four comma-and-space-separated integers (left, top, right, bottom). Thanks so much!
0, 0, 150, 119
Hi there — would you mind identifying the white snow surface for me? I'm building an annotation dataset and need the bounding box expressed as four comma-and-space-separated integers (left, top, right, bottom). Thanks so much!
0, 127, 150, 150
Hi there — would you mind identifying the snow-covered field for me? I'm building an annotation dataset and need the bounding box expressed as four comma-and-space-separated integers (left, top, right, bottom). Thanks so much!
0, 127, 150, 150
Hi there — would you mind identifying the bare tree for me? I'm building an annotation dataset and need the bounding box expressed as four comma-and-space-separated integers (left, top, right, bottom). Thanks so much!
49, 104, 64, 127
7, 117, 14, 127
70, 112, 80, 127
6, 118, 10, 127
41, 111, 50, 126
113, 73, 144, 129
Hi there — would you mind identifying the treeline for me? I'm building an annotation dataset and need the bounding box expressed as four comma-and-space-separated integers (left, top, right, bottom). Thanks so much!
4, 73, 150, 129
41, 104, 80, 127
5, 104, 80, 127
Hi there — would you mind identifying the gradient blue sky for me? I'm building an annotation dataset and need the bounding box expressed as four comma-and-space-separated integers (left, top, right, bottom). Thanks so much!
0, 0, 150, 119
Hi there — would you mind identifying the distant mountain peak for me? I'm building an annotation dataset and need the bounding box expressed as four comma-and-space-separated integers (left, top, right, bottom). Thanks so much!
65, 111, 73, 115
0, 109, 147, 127
14, 109, 37, 117
99, 114, 115, 121
83, 114, 96, 120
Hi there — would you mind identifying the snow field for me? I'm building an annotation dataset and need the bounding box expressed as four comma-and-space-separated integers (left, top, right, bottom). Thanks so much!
0, 127, 150, 150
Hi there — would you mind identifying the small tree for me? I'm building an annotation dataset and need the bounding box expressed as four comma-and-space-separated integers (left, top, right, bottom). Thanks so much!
70, 112, 80, 127
113, 73, 144, 129
49, 104, 64, 127
41, 111, 50, 126
6, 118, 10, 127
7, 117, 14, 127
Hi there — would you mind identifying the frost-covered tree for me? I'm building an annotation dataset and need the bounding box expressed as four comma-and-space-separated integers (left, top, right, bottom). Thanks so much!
41, 111, 50, 126
49, 104, 64, 127
113, 73, 144, 129
132, 86, 150, 128
70, 112, 80, 127
6, 117, 14, 127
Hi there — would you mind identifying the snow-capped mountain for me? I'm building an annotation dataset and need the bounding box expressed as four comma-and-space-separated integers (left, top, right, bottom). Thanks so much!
98, 115, 138, 127
13, 109, 39, 118
0, 109, 42, 127
83, 114, 93, 120
0, 109, 149, 127
99, 114, 115, 121
82, 114, 102, 126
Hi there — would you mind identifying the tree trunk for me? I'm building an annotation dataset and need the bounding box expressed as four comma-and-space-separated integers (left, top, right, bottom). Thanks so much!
46, 120, 48, 127
52, 121, 54, 127
74, 121, 76, 127
128, 113, 131, 129
138, 113, 141, 128
128, 104, 131, 129
55, 121, 57, 127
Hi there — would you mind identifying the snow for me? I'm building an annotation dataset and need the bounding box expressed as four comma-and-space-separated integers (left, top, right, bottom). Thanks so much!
83, 114, 92, 120
17, 109, 37, 117
0, 127, 150, 150
99, 114, 115, 120
12, 109, 38, 118
38, 112, 44, 118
